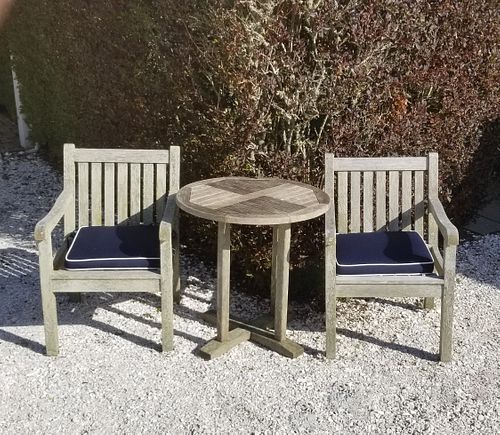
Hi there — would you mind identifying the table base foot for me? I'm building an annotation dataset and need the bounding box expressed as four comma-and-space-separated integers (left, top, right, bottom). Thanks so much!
199, 328, 251, 360
200, 310, 304, 359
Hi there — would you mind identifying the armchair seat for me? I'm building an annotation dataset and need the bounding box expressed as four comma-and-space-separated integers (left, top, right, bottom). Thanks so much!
65, 225, 160, 270
336, 231, 434, 276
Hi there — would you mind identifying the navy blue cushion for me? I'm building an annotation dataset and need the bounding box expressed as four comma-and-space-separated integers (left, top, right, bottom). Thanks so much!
336, 231, 434, 275
65, 225, 160, 270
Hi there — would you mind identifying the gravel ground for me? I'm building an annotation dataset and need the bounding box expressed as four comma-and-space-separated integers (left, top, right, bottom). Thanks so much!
0, 151, 499, 434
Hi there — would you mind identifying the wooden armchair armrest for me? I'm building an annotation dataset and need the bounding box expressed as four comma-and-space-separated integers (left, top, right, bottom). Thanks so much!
159, 192, 178, 242
34, 190, 72, 242
428, 197, 459, 246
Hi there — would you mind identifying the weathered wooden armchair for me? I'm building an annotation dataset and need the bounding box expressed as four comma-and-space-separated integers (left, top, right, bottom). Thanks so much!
35, 144, 180, 355
324, 153, 459, 361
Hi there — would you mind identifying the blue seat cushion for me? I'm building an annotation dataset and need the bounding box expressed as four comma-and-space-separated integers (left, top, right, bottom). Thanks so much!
336, 231, 434, 275
65, 225, 160, 270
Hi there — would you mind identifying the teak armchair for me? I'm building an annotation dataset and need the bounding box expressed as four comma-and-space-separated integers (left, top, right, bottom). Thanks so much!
324, 153, 459, 361
35, 144, 180, 355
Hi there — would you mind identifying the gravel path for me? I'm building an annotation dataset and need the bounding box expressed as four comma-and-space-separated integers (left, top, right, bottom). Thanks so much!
0, 151, 499, 434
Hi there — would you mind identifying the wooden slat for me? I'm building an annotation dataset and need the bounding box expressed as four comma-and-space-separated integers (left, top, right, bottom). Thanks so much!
401, 171, 412, 231
74, 148, 169, 163
63, 144, 76, 235
428, 153, 439, 247
129, 164, 141, 224
116, 163, 129, 224
142, 163, 154, 224
90, 163, 102, 226
350, 172, 361, 232
375, 171, 386, 231
337, 172, 348, 233
104, 163, 115, 226
362, 171, 373, 232
336, 274, 443, 286
155, 164, 167, 222
78, 162, 89, 227
333, 157, 428, 171
388, 171, 399, 231
414, 171, 425, 236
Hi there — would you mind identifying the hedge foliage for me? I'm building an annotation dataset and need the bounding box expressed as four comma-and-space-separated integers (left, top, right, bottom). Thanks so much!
0, 43, 15, 118
6, 0, 499, 295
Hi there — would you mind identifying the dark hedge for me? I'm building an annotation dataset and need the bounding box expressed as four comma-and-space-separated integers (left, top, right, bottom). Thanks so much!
6, 0, 499, 296
0, 42, 15, 118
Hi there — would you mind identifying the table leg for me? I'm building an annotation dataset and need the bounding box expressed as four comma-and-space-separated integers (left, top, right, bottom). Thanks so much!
200, 222, 250, 359
274, 224, 290, 341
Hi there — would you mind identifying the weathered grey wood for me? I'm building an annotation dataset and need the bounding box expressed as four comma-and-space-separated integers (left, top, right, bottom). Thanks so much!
217, 222, 231, 342
362, 171, 373, 232
325, 153, 337, 359
142, 163, 154, 224
176, 177, 330, 225
38, 238, 59, 356
401, 171, 412, 231
200, 310, 303, 358
78, 162, 89, 227
337, 172, 348, 233
155, 164, 167, 222
270, 226, 278, 312
160, 221, 174, 352
324, 153, 458, 361
104, 162, 115, 226
129, 164, 141, 224
414, 171, 425, 236
375, 171, 386, 231
440, 245, 456, 362
74, 148, 170, 163
199, 328, 251, 360
274, 224, 291, 341
350, 171, 361, 232
333, 157, 428, 171
63, 144, 76, 235
35, 145, 181, 356
116, 163, 128, 224
169, 146, 180, 193
388, 171, 399, 231
91, 163, 102, 226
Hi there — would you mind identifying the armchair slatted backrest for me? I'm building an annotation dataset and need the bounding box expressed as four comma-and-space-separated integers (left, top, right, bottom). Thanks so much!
327, 153, 439, 244
62, 144, 180, 236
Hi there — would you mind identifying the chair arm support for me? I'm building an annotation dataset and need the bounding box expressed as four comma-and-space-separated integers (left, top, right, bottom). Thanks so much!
428, 197, 459, 246
34, 190, 72, 242
159, 193, 178, 242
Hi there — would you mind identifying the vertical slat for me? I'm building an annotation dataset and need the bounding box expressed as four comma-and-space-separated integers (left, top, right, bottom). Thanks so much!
388, 171, 399, 231
142, 163, 154, 224
130, 164, 141, 224
376, 171, 386, 231
337, 172, 348, 233
104, 163, 115, 226
63, 144, 76, 235
414, 171, 425, 237
117, 163, 129, 224
362, 171, 373, 232
90, 163, 102, 226
169, 146, 180, 192
155, 164, 167, 222
401, 171, 412, 231
350, 172, 360, 232
78, 162, 89, 227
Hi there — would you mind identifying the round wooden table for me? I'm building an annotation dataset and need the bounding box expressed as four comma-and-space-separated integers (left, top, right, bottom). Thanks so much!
176, 177, 330, 359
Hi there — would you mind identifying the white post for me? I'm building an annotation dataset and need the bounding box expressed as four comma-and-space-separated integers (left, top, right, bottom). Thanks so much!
11, 59, 31, 149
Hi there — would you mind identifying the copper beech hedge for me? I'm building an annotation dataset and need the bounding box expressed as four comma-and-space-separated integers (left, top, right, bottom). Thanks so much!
6, 0, 499, 295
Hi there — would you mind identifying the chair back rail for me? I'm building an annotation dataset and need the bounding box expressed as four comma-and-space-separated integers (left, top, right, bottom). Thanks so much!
62, 145, 180, 232
326, 154, 439, 242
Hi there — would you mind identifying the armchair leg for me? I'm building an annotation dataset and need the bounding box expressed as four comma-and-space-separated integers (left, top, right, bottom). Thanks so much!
39, 239, 59, 356
173, 240, 181, 304
439, 246, 456, 362
160, 238, 174, 353
325, 290, 337, 359
423, 297, 435, 310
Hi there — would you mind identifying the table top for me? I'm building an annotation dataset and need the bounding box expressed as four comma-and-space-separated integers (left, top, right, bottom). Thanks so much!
176, 177, 330, 225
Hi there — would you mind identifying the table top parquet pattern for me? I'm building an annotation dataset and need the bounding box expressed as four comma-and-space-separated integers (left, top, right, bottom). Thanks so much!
176, 177, 330, 225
